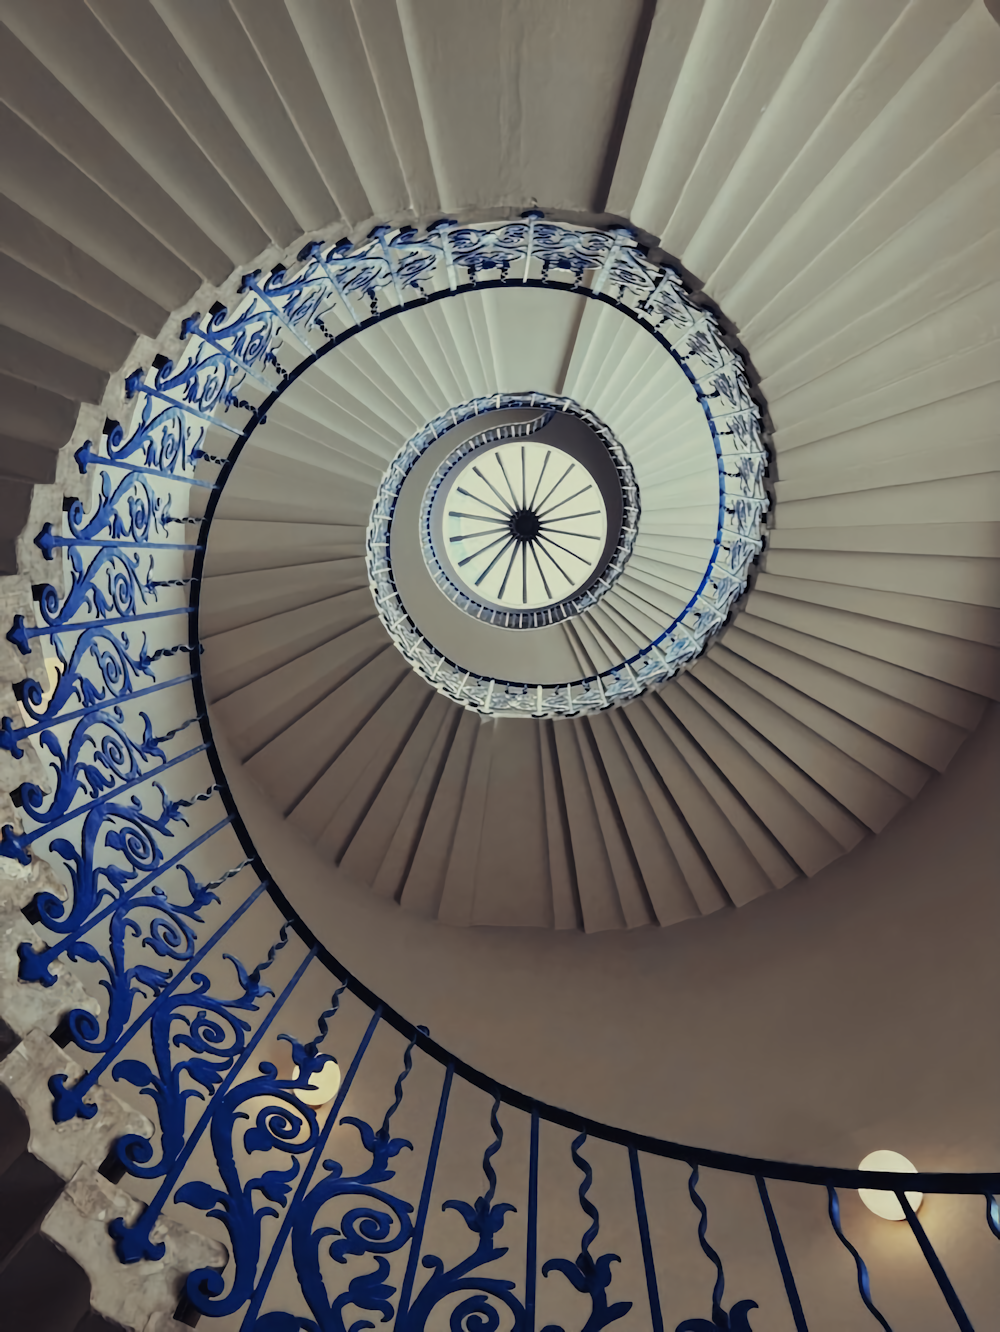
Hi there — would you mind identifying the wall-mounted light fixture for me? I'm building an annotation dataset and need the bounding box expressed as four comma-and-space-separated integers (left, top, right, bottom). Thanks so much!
293, 1055, 342, 1108
858, 1149, 923, 1220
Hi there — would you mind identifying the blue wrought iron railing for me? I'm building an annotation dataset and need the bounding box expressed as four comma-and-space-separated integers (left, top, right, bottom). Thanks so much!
1, 216, 995, 1330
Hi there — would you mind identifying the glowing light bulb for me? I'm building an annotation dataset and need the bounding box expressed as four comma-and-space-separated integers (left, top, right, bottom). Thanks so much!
294, 1055, 342, 1107
858, 1150, 923, 1221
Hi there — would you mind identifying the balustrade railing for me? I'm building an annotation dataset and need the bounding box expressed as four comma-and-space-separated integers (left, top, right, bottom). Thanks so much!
0, 216, 995, 1330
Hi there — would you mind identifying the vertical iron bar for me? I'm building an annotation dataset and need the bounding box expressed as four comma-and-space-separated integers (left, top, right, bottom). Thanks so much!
898, 1192, 975, 1331
396, 1060, 454, 1321
755, 1175, 808, 1332
239, 1005, 383, 1329
525, 1105, 539, 1332
629, 1147, 663, 1332
522, 211, 536, 282
826, 1186, 893, 1332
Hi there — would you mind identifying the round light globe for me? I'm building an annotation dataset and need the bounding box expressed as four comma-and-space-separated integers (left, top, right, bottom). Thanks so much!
858, 1150, 923, 1221
294, 1056, 342, 1107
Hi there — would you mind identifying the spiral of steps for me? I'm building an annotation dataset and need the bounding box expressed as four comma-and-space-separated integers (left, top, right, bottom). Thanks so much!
2, 0, 999, 941
0, 5, 997, 1331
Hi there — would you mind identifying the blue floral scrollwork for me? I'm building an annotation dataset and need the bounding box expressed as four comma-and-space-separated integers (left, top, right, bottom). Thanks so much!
675, 1307, 758, 1332
181, 298, 283, 389
447, 220, 531, 283
253, 1027, 426, 1331
103, 922, 292, 1178
165, 988, 352, 1315
540, 1133, 631, 1332
171, 991, 416, 1328
55, 856, 251, 1063
399, 1095, 525, 1332
14, 780, 217, 953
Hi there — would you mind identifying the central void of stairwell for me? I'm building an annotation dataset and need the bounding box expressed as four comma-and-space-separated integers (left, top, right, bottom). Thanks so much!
424, 411, 621, 617
198, 224, 769, 733
358, 285, 767, 719
375, 393, 640, 692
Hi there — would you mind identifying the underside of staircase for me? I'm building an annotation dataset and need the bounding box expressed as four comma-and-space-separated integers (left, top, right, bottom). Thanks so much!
0, 4, 999, 1330
2, 0, 998, 937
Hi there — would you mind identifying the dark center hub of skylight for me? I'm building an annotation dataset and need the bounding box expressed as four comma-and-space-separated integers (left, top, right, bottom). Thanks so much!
510, 508, 541, 541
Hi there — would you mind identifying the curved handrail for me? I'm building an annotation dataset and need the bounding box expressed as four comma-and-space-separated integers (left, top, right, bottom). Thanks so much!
208, 846, 1000, 1197
186, 220, 768, 720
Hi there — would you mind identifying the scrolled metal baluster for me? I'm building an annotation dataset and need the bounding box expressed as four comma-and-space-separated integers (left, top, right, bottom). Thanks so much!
47, 877, 268, 1124
182, 301, 282, 387
190, 1004, 384, 1325
399, 1094, 525, 1332
62, 850, 250, 1056
33, 545, 151, 630
16, 703, 197, 831
826, 1185, 892, 1332
109, 944, 318, 1265
539, 1132, 632, 1332
271, 1025, 432, 1331
447, 220, 532, 283
175, 1079, 329, 1316
240, 263, 341, 351
640, 267, 690, 329
36, 475, 179, 559
674, 1165, 758, 1332
2, 711, 209, 868
261, 257, 343, 336
5, 571, 196, 664
299, 239, 363, 329
96, 396, 210, 480
391, 225, 448, 298
106, 913, 293, 1177
11, 766, 220, 922
1, 655, 194, 761
15, 802, 230, 985
125, 361, 248, 438
533, 222, 611, 286
169, 980, 351, 1311
5, 623, 183, 742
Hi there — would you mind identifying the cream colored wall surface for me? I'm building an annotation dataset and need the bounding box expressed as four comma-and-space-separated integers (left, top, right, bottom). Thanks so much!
216, 700, 1000, 1173
206, 696, 1000, 1329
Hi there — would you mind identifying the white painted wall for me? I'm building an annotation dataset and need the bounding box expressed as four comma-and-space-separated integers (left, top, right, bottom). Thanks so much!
218, 702, 1000, 1174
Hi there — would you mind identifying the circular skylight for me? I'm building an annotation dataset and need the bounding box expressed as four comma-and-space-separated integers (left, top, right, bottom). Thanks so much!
439, 440, 608, 611
410, 399, 637, 634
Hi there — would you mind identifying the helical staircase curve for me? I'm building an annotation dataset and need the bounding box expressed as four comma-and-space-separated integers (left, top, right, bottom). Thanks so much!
0, 3, 998, 1331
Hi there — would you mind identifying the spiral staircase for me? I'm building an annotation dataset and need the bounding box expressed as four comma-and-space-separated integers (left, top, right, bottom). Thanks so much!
0, 2, 998, 1330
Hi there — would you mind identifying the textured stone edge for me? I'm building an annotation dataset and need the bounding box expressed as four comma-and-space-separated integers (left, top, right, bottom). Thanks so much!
41, 1164, 228, 1332
0, 903, 100, 1042
0, 1028, 152, 1182
143, 1315, 196, 1332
